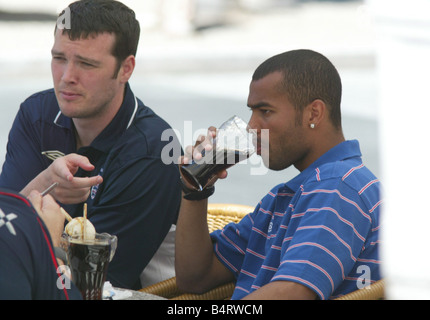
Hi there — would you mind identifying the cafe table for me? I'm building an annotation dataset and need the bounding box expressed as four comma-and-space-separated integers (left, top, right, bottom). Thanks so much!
104, 282, 167, 300
115, 288, 166, 300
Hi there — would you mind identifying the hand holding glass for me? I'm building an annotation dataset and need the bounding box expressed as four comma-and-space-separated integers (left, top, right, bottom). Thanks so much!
180, 115, 255, 190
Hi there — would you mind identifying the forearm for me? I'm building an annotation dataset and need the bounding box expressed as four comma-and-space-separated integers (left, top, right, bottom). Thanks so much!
175, 198, 212, 290
242, 281, 317, 300
175, 197, 233, 293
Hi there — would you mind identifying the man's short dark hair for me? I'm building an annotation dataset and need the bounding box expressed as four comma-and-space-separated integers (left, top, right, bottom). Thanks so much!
56, 0, 140, 76
252, 49, 342, 129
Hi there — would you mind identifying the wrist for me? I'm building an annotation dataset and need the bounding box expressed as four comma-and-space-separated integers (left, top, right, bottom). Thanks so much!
183, 185, 215, 200
180, 176, 215, 201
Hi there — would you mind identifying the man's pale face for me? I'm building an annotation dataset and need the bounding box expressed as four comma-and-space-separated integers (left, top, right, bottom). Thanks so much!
51, 30, 123, 120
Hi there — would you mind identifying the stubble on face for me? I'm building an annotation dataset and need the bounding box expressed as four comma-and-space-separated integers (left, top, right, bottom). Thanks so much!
51, 31, 123, 121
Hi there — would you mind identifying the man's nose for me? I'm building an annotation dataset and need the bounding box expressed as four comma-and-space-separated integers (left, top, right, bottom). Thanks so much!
61, 62, 78, 84
247, 113, 259, 133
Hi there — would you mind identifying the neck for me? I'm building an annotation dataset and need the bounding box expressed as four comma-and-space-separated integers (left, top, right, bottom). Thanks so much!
74, 123, 100, 150
73, 87, 125, 149
295, 128, 345, 172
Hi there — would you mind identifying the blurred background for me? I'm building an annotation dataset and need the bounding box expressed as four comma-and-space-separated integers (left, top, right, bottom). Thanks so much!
0, 0, 378, 206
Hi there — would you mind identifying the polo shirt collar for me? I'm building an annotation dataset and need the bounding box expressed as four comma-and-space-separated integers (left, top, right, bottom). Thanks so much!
285, 140, 362, 192
53, 83, 138, 152
53, 107, 73, 129
90, 83, 138, 152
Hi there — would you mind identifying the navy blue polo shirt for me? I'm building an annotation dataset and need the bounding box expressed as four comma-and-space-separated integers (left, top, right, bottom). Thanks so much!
0, 83, 182, 289
0, 189, 82, 299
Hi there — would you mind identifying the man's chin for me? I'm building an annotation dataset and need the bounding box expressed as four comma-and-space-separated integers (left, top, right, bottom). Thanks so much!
57, 104, 81, 119
259, 150, 270, 168
265, 158, 291, 171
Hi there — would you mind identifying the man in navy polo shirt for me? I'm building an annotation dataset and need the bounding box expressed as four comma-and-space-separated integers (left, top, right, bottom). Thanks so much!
0, 189, 81, 299
0, 0, 181, 290
175, 50, 382, 299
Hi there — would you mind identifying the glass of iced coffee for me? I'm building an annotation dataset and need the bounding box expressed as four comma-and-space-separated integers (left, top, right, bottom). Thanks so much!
61, 232, 117, 300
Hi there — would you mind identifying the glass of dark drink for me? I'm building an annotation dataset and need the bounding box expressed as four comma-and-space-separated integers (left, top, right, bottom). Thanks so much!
180, 115, 255, 190
61, 232, 117, 300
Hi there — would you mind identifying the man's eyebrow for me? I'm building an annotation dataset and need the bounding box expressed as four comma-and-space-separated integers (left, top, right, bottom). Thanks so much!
51, 50, 101, 66
75, 55, 101, 66
51, 49, 64, 56
247, 102, 271, 109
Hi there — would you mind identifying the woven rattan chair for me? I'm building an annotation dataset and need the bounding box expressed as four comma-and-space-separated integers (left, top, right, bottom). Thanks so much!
141, 277, 385, 300
139, 203, 253, 300
334, 279, 385, 300
140, 203, 385, 300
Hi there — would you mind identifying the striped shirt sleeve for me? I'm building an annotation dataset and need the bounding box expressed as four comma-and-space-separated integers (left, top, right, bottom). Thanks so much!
211, 205, 258, 278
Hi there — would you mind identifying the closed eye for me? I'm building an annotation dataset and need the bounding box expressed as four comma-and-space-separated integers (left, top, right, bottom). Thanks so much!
52, 55, 66, 61
253, 107, 272, 117
79, 61, 96, 68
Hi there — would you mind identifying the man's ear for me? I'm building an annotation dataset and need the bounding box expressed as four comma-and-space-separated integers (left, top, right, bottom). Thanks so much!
305, 99, 326, 129
118, 55, 135, 83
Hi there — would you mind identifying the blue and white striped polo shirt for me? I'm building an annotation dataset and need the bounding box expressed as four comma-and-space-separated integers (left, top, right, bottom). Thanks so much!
211, 140, 382, 300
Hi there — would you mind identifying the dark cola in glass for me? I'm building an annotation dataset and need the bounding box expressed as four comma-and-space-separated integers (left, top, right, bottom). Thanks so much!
61, 232, 117, 300
180, 116, 255, 190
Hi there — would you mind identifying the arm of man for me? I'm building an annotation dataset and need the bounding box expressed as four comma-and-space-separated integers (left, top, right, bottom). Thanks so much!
21, 154, 103, 204
175, 128, 235, 293
175, 197, 235, 294
176, 197, 317, 299
27, 191, 64, 247
0, 98, 101, 203
0, 189, 81, 300
242, 281, 317, 300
